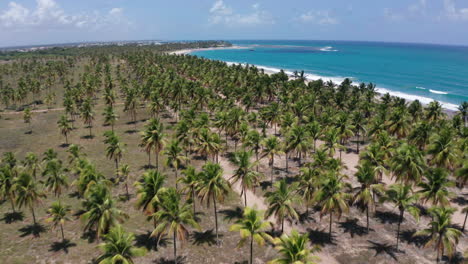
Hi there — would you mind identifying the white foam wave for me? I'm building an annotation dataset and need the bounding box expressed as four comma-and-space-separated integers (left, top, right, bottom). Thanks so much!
319, 46, 338, 52
415, 86, 426, 90
429, 89, 448, 95
223, 60, 458, 111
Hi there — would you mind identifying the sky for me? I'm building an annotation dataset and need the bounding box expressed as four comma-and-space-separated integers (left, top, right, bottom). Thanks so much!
1, 0, 468, 47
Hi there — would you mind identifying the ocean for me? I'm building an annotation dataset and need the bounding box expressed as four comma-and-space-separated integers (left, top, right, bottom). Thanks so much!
190, 40, 468, 111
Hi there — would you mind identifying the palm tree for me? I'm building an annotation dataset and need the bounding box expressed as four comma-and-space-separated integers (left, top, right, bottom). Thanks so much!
353, 162, 383, 232
103, 131, 124, 172
22, 152, 40, 179
269, 229, 318, 264
46, 201, 71, 241
0, 165, 17, 212
381, 184, 420, 250
458, 101, 468, 127
118, 164, 131, 199
81, 183, 129, 239
178, 166, 200, 215
417, 168, 454, 207
23, 107, 32, 133
140, 118, 166, 168
261, 136, 284, 187
80, 97, 94, 137
229, 207, 272, 264
313, 174, 351, 241
97, 225, 147, 264
306, 121, 321, 153
414, 207, 462, 263
102, 105, 118, 132
67, 144, 85, 165
425, 101, 444, 123
286, 124, 311, 166
151, 188, 199, 264
462, 206, 468, 232
198, 162, 231, 245
134, 170, 166, 216
243, 130, 263, 171
57, 115, 72, 145
164, 139, 187, 189
229, 150, 261, 206
427, 128, 458, 170
42, 159, 69, 198
390, 143, 426, 184
14, 172, 46, 225
322, 127, 344, 159
297, 167, 319, 215
265, 180, 300, 233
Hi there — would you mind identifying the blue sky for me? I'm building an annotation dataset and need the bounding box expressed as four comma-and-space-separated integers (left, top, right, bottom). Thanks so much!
1, 0, 468, 47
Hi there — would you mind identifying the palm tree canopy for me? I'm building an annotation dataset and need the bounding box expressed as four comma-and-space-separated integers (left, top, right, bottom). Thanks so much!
269, 229, 319, 264
229, 206, 272, 247
97, 225, 147, 264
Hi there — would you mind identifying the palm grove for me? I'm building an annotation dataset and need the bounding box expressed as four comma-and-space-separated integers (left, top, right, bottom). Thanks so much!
0, 41, 467, 263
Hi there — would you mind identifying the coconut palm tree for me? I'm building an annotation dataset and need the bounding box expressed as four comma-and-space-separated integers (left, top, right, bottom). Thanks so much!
380, 184, 420, 250
269, 229, 318, 264
46, 201, 71, 241
425, 101, 444, 123
197, 162, 231, 245
151, 188, 199, 264
265, 179, 300, 233
353, 162, 384, 232
42, 158, 69, 198
458, 101, 468, 127
22, 152, 40, 179
243, 130, 263, 171
427, 128, 458, 170
140, 118, 166, 168
229, 150, 261, 206
14, 172, 46, 225
307, 121, 322, 153
408, 121, 432, 151
390, 143, 426, 184
414, 207, 462, 263
103, 131, 124, 172
102, 105, 118, 132
23, 107, 32, 133
81, 183, 129, 239
417, 168, 454, 207
57, 115, 72, 144
118, 164, 131, 199
96, 225, 147, 264
229, 207, 272, 264
313, 174, 351, 241
164, 139, 187, 189
0, 165, 17, 212
285, 124, 311, 166
261, 136, 284, 187
178, 166, 200, 215
297, 167, 319, 215
455, 162, 468, 188
322, 127, 344, 159
80, 97, 94, 137
134, 170, 166, 216
67, 144, 85, 165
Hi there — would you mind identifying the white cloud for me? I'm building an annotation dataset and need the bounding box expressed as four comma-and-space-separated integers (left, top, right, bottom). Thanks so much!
383, 8, 404, 21
0, 0, 131, 31
209, 0, 274, 26
408, 0, 426, 14
297, 10, 339, 25
443, 0, 468, 21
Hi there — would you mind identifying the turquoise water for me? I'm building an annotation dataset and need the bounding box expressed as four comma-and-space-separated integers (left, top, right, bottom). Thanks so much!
191, 40, 468, 110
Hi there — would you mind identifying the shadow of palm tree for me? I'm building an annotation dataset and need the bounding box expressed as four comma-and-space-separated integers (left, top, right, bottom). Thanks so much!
442, 252, 465, 264
153, 256, 186, 264
375, 210, 401, 224
81, 229, 97, 243
451, 196, 468, 206
191, 229, 218, 246
306, 228, 336, 246
1, 211, 24, 224
135, 231, 170, 252
367, 240, 400, 261
339, 218, 372, 238
400, 229, 430, 248
80, 135, 95, 139
124, 129, 138, 134
59, 143, 70, 148
19, 223, 47, 237
219, 206, 243, 222
260, 180, 272, 191
49, 239, 77, 253
298, 210, 316, 224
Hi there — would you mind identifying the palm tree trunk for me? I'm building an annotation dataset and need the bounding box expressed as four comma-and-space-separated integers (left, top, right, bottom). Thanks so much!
244, 187, 247, 207
60, 223, 65, 241
366, 205, 369, 233
463, 210, 467, 232
356, 131, 360, 154
270, 157, 274, 189
65, 133, 68, 145
436, 235, 442, 263
250, 234, 254, 264
89, 125, 92, 138
192, 191, 196, 215
31, 206, 37, 225
255, 150, 259, 172
125, 181, 129, 200
285, 152, 289, 173
174, 230, 177, 264
329, 212, 333, 242
396, 209, 404, 251
148, 151, 151, 166
281, 218, 284, 233
213, 194, 219, 246
10, 197, 16, 212
175, 169, 178, 190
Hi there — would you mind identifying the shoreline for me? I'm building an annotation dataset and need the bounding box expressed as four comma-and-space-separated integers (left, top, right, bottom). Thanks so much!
176, 47, 460, 113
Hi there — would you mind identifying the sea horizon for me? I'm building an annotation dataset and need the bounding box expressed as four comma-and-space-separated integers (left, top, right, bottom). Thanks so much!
191, 40, 468, 111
